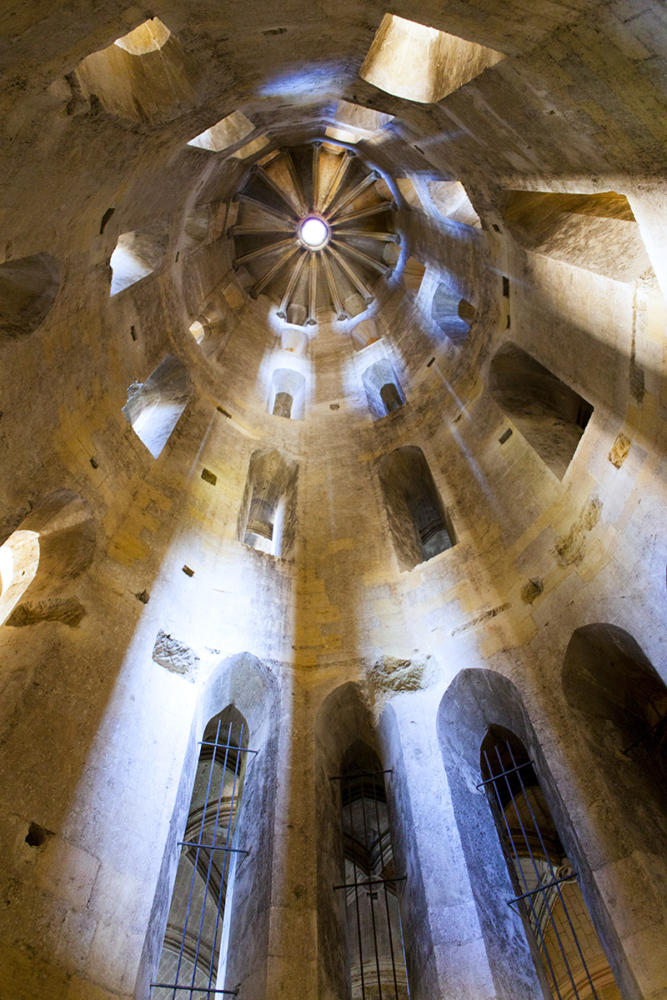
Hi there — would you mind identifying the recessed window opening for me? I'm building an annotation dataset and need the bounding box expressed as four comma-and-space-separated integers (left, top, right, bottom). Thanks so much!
362, 358, 405, 418
378, 446, 455, 570
431, 281, 475, 343
380, 383, 402, 414
489, 343, 593, 479
0, 253, 61, 338
239, 449, 298, 558
334, 743, 410, 999
425, 180, 481, 227
123, 356, 191, 459
500, 191, 651, 282
152, 707, 253, 999
480, 726, 622, 1000
272, 392, 293, 418
110, 226, 168, 296
187, 111, 256, 153
269, 369, 306, 420
360, 13, 504, 104
0, 530, 40, 626
114, 17, 171, 54
0, 490, 95, 627
75, 20, 192, 124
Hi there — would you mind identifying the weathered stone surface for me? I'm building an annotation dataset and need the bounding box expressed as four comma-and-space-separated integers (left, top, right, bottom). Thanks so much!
555, 496, 603, 566
152, 630, 199, 677
6, 597, 86, 627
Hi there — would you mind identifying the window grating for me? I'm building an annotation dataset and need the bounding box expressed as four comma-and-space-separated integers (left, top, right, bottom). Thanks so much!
152, 717, 257, 999
333, 767, 410, 1000
479, 734, 621, 1000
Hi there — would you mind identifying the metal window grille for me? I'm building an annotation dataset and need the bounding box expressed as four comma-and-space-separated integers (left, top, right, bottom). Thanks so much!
479, 735, 621, 1000
152, 716, 257, 999
333, 767, 411, 1000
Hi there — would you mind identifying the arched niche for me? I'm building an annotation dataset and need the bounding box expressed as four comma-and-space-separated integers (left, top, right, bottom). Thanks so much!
74, 19, 194, 125
377, 446, 455, 571
110, 224, 169, 296
138, 652, 279, 1000
123, 355, 192, 459
315, 683, 415, 1000
431, 280, 476, 343
0, 490, 95, 626
0, 253, 61, 338
238, 449, 298, 558
500, 191, 651, 282
562, 624, 667, 863
269, 368, 306, 420
489, 343, 593, 479
437, 668, 633, 1000
362, 358, 405, 418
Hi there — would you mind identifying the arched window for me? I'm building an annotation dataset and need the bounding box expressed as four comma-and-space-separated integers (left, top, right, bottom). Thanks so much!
152, 706, 252, 998
335, 741, 409, 999
269, 369, 306, 420
362, 358, 405, 418
378, 446, 455, 570
480, 725, 622, 1000
431, 281, 475, 343
272, 391, 293, 418
380, 382, 402, 414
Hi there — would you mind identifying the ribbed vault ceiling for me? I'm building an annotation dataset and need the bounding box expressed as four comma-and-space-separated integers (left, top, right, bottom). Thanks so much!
231, 144, 399, 325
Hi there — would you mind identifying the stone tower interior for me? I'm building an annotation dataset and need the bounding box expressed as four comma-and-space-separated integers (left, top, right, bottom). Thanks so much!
0, 2, 665, 999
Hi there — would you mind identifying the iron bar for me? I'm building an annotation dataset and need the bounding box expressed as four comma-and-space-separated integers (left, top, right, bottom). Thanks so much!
476, 758, 534, 789
198, 741, 258, 754
179, 842, 249, 855
150, 986, 238, 995
203, 722, 245, 991
360, 772, 384, 999
187, 721, 236, 993
334, 876, 407, 891
155, 718, 249, 1000
372, 781, 400, 999
494, 740, 581, 999
170, 718, 224, 998
331, 769, 393, 781
507, 872, 578, 907
483, 745, 565, 1000
505, 741, 601, 999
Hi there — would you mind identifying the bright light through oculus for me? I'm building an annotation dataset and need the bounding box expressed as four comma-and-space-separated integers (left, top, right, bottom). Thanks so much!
299, 217, 329, 249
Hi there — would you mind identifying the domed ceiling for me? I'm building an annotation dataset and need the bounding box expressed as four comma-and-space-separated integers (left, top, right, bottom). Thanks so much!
230, 143, 399, 325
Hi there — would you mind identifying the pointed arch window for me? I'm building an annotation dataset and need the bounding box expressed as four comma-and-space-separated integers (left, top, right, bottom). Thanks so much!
479, 726, 621, 1000
334, 743, 410, 999
152, 707, 255, 998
